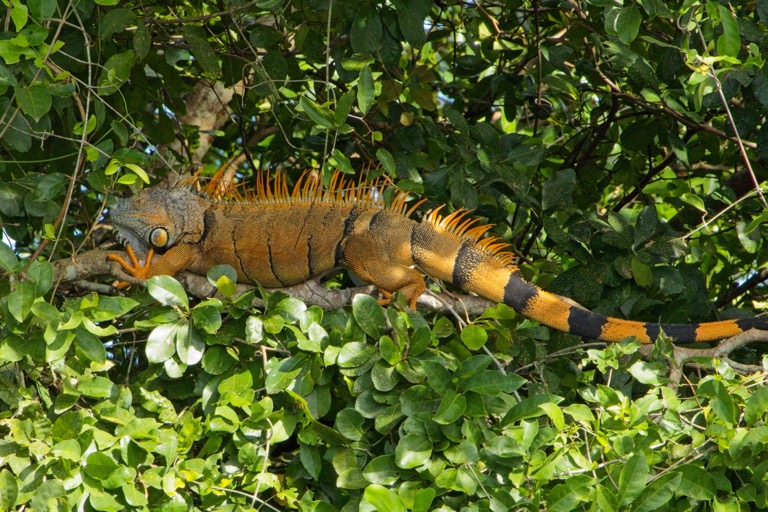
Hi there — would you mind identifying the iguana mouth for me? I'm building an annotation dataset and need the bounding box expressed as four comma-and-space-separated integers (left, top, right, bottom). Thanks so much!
111, 220, 150, 256
111, 198, 150, 255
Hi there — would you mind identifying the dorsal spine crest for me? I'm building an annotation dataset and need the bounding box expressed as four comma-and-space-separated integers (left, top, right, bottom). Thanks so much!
191, 168, 516, 267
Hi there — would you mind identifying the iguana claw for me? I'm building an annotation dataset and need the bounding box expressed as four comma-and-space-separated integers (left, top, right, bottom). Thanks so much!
108, 244, 154, 289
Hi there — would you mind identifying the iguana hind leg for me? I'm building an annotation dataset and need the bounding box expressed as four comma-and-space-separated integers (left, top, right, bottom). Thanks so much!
343, 236, 425, 308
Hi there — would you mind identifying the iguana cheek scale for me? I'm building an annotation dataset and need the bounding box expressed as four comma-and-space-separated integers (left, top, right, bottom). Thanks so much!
108, 172, 768, 344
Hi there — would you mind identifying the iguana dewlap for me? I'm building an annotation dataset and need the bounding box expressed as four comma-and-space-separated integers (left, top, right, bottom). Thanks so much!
109, 173, 768, 344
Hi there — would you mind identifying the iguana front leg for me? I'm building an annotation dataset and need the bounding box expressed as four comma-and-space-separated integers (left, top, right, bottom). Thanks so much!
108, 243, 198, 286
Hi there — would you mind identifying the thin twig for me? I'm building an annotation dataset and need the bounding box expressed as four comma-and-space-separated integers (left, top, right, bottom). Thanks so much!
709, 71, 766, 207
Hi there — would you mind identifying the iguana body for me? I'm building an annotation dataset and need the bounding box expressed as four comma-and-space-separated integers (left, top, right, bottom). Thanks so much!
109, 172, 768, 344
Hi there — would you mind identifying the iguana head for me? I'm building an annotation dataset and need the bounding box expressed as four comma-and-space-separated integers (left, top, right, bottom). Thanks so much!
111, 185, 207, 256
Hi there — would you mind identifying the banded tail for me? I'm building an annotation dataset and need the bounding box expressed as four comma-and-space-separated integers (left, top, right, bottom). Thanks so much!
405, 208, 768, 344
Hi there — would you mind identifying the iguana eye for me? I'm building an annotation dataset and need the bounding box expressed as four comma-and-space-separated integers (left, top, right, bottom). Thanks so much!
149, 227, 169, 248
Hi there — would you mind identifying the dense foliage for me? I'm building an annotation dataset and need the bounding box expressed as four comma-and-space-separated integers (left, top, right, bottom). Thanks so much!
2, 0, 768, 510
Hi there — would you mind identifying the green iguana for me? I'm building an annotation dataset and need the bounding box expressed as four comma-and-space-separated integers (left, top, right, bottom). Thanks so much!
109, 171, 768, 344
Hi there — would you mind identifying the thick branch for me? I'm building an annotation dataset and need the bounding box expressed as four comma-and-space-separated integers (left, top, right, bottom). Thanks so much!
52, 249, 494, 315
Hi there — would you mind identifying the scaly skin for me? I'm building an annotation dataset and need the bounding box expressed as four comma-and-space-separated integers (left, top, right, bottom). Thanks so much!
109, 174, 768, 343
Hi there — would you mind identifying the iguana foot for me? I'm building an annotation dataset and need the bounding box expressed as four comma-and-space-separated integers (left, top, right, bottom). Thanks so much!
377, 289, 393, 306
108, 245, 154, 289
377, 289, 419, 309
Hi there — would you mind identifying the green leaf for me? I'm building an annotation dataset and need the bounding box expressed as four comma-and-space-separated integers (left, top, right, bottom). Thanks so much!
412, 488, 436, 512
363, 455, 399, 485
433, 389, 466, 424
300, 443, 322, 480
717, 5, 740, 59
147, 276, 189, 310
28, 0, 56, 22
139, 388, 178, 423
633, 472, 682, 512
123, 164, 150, 184
335, 90, 355, 126
617, 451, 648, 505
88, 489, 123, 512
133, 19, 150, 59
421, 359, 451, 394
377, 148, 396, 176
400, 385, 439, 416
745, 386, 768, 425
329, 149, 354, 175
501, 394, 561, 426
99, 7, 136, 41
350, 7, 382, 54
616, 7, 642, 44
202, 346, 237, 375
539, 402, 566, 430
627, 360, 666, 386
737, 220, 761, 254
265, 356, 305, 393
547, 475, 592, 512
246, 315, 264, 344
0, 469, 18, 510
675, 464, 716, 500
444, 440, 478, 465
75, 328, 107, 364
29, 481, 65, 511
97, 50, 136, 95
299, 95, 335, 129
371, 360, 399, 391
462, 370, 526, 395
460, 324, 487, 350
192, 301, 223, 334
680, 192, 706, 212
218, 368, 253, 398
15, 82, 51, 121
542, 168, 576, 211
342, 53, 375, 71
630, 256, 653, 287
458, 355, 492, 378
8, 281, 36, 322
90, 296, 138, 321
10, 1, 28, 31
352, 293, 386, 339
84, 452, 118, 480
52, 410, 82, 441
210, 405, 240, 432
146, 323, 178, 364
392, 0, 430, 49
395, 434, 432, 469
0, 241, 18, 271
338, 342, 378, 369
31, 301, 59, 323
122, 483, 148, 507
78, 376, 116, 398
357, 65, 375, 115
698, 378, 737, 425
337, 468, 368, 489
182, 25, 221, 76
175, 325, 205, 365
595, 485, 619, 512
364, 484, 407, 512
0, 334, 28, 362
51, 439, 81, 460
335, 408, 366, 441
379, 336, 401, 365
